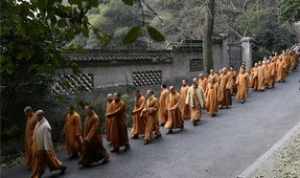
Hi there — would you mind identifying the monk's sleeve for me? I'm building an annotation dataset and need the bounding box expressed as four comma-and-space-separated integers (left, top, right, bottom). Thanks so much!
85, 118, 98, 142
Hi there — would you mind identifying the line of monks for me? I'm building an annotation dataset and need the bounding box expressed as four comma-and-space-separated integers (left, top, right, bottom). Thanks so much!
23, 50, 299, 178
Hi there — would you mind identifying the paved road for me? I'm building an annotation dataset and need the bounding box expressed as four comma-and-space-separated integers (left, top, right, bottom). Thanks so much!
3, 70, 300, 178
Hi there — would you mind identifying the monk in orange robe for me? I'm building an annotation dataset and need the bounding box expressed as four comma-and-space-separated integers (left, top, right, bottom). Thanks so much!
63, 106, 82, 159
236, 67, 249, 103
250, 63, 259, 90
105, 94, 114, 143
131, 90, 145, 139
198, 73, 208, 92
31, 110, 66, 178
106, 93, 130, 153
165, 86, 184, 134
24, 106, 37, 170
263, 59, 271, 89
179, 80, 190, 120
229, 67, 238, 95
159, 84, 169, 126
268, 59, 276, 88
219, 68, 232, 109
257, 61, 265, 91
186, 78, 206, 125
141, 90, 161, 145
206, 78, 219, 117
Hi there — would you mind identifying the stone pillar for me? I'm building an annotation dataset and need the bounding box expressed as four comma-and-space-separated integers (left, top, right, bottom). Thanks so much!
241, 37, 253, 69
293, 21, 300, 43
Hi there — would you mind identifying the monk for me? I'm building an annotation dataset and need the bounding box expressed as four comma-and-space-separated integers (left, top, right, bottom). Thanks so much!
205, 78, 219, 117
219, 68, 232, 109
257, 61, 265, 91
105, 93, 114, 143
131, 90, 145, 139
236, 67, 249, 104
63, 106, 82, 159
141, 90, 161, 145
263, 59, 271, 89
159, 84, 169, 126
268, 59, 276, 88
186, 78, 205, 125
165, 86, 184, 134
250, 63, 259, 90
79, 105, 109, 167
106, 93, 130, 153
198, 73, 208, 92
179, 80, 190, 120
31, 110, 66, 178
24, 106, 37, 170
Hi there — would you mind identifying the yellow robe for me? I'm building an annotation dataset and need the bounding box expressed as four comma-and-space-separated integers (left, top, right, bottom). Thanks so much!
179, 85, 190, 120
64, 112, 82, 156
131, 96, 146, 137
165, 92, 184, 129
236, 73, 249, 102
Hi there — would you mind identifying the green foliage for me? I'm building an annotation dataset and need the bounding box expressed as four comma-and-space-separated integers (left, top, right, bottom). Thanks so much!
123, 26, 143, 44
279, 0, 300, 22
147, 25, 166, 42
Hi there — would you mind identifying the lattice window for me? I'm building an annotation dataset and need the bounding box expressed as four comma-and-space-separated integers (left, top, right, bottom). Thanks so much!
132, 70, 162, 87
190, 58, 203, 72
51, 73, 94, 95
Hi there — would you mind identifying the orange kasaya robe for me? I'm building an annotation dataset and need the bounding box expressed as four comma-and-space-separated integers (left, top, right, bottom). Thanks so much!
179, 85, 190, 120
198, 77, 208, 93
276, 59, 283, 82
186, 86, 205, 122
64, 112, 82, 156
219, 72, 232, 107
79, 112, 109, 166
107, 100, 129, 149
24, 112, 38, 169
131, 95, 146, 137
236, 72, 249, 102
105, 101, 114, 142
257, 65, 265, 91
263, 64, 271, 87
143, 95, 161, 142
268, 61, 276, 88
282, 57, 289, 81
159, 89, 169, 125
165, 92, 184, 129
205, 82, 219, 116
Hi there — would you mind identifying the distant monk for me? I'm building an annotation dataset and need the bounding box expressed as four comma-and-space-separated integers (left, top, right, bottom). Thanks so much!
262, 59, 271, 89
63, 106, 82, 159
131, 90, 145, 139
24, 106, 37, 170
106, 93, 130, 153
219, 68, 232, 109
186, 78, 205, 125
31, 110, 66, 178
142, 90, 161, 145
236, 67, 249, 104
179, 80, 190, 120
105, 93, 114, 143
268, 59, 276, 88
159, 84, 169, 126
165, 86, 184, 134
79, 105, 109, 167
257, 61, 265, 91
206, 77, 219, 117
198, 73, 208, 92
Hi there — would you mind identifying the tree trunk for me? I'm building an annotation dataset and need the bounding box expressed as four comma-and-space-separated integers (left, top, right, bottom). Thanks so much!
203, 0, 215, 73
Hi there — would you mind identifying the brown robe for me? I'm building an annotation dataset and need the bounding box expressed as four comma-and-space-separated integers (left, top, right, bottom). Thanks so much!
63, 112, 82, 156
257, 65, 265, 91
165, 92, 184, 129
236, 72, 249, 102
159, 89, 169, 125
24, 112, 37, 169
179, 85, 190, 120
79, 112, 109, 166
131, 95, 146, 137
107, 100, 129, 149
219, 72, 232, 107
143, 95, 161, 142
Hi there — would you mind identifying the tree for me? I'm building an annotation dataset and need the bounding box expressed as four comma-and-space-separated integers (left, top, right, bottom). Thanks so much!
280, 0, 300, 22
203, 0, 216, 73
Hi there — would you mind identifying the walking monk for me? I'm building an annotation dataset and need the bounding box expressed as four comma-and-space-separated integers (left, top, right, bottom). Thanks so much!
106, 93, 130, 153
63, 106, 82, 159
79, 105, 109, 167
159, 84, 169, 126
257, 61, 265, 91
206, 78, 219, 117
142, 90, 162, 145
31, 110, 66, 178
179, 80, 190, 120
165, 86, 184, 134
198, 73, 208, 92
131, 90, 145, 139
236, 67, 249, 104
24, 106, 37, 170
219, 68, 232, 109
186, 78, 205, 125
105, 93, 114, 143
